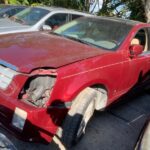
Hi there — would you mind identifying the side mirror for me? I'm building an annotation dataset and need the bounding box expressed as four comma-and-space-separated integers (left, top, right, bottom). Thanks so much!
129, 45, 144, 58
42, 25, 52, 31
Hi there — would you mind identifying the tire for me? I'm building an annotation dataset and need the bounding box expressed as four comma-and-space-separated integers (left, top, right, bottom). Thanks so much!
61, 87, 97, 148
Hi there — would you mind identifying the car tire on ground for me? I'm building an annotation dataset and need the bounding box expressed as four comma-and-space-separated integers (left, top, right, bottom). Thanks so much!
61, 87, 102, 148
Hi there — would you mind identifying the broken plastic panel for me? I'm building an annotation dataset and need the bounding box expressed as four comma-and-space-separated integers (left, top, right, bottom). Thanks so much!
19, 76, 56, 107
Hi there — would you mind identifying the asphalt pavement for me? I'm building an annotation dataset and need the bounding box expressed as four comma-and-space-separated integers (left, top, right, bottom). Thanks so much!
0, 89, 150, 150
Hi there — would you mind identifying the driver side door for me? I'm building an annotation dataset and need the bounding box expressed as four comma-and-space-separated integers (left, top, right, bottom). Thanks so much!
120, 27, 150, 93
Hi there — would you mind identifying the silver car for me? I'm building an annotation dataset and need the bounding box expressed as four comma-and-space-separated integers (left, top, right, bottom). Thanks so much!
0, 4, 26, 18
0, 6, 92, 35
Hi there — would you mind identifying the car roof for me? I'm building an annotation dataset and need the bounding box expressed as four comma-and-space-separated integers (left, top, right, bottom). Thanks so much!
34, 6, 91, 15
107, 17, 143, 25
33, 6, 143, 25
85, 15, 144, 26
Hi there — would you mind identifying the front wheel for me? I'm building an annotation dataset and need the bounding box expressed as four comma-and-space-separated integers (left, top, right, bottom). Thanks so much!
61, 88, 97, 148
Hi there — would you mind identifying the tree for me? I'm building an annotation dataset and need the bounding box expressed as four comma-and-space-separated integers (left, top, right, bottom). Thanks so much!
98, 0, 146, 22
1, 0, 8, 4
0, 0, 149, 22
142, 0, 150, 22
1, 0, 29, 5
123, 0, 146, 22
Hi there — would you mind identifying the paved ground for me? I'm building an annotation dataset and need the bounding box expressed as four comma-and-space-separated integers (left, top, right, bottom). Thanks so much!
0, 89, 150, 150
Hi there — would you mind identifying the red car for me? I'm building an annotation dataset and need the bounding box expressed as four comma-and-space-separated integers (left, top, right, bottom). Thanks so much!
0, 16, 150, 147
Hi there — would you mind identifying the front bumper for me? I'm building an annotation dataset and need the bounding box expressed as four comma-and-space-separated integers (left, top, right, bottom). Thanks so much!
0, 93, 59, 143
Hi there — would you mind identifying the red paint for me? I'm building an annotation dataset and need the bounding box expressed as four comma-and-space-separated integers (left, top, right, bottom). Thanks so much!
0, 32, 106, 73
0, 19, 150, 143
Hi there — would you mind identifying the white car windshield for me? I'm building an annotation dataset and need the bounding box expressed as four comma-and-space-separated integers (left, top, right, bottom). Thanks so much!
10, 7, 49, 26
54, 17, 133, 50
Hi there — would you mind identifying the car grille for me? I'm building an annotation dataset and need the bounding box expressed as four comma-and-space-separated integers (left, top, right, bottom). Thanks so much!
0, 65, 18, 90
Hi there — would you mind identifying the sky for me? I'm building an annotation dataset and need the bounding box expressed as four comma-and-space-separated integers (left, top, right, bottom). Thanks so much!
89, 0, 103, 14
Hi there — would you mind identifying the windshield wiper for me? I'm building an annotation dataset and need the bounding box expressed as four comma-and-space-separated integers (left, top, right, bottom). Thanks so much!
51, 32, 94, 47
15, 18, 25, 24
51, 32, 66, 37
68, 36, 97, 47
10, 16, 25, 24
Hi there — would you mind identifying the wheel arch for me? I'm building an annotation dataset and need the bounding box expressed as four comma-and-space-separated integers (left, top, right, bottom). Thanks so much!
70, 83, 109, 111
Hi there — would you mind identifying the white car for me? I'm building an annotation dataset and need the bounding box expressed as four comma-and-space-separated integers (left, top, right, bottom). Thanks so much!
0, 6, 92, 35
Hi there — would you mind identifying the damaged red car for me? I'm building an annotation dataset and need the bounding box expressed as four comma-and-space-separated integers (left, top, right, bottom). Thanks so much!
0, 16, 150, 147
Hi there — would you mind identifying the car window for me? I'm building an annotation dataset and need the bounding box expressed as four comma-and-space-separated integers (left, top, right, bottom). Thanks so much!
1, 9, 13, 17
45, 13, 69, 29
0, 7, 25, 18
71, 14, 83, 20
54, 17, 132, 51
132, 28, 148, 52
7, 8, 17, 17
135, 29, 146, 46
11, 7, 49, 26
14, 7, 25, 15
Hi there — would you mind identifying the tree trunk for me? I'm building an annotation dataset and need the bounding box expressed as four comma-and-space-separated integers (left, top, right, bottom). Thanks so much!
143, 0, 150, 22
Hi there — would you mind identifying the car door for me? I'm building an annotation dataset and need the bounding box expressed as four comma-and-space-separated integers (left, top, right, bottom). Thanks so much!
140, 28, 150, 82
121, 27, 150, 92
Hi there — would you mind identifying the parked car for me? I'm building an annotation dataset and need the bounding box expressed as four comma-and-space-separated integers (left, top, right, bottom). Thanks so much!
0, 6, 91, 35
0, 16, 150, 148
0, 4, 26, 18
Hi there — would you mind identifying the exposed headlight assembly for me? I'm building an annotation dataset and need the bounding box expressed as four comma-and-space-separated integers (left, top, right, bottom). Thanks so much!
11, 107, 27, 131
19, 76, 56, 107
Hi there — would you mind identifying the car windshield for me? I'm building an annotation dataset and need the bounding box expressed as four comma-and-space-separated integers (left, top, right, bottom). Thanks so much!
0, 5, 9, 12
0, 6, 3, 11
10, 7, 49, 26
53, 17, 132, 50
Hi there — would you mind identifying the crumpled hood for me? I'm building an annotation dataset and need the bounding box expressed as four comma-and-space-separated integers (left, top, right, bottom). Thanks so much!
0, 18, 31, 34
0, 32, 108, 73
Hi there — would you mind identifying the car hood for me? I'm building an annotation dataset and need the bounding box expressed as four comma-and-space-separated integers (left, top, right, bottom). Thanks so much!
0, 18, 30, 34
0, 32, 108, 73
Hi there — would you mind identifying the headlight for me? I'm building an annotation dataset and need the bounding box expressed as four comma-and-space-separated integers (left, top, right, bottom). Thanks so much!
11, 107, 27, 131
0, 65, 18, 90
19, 76, 56, 107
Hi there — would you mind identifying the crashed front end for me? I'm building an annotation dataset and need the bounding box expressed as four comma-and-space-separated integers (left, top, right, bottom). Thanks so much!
0, 63, 61, 143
